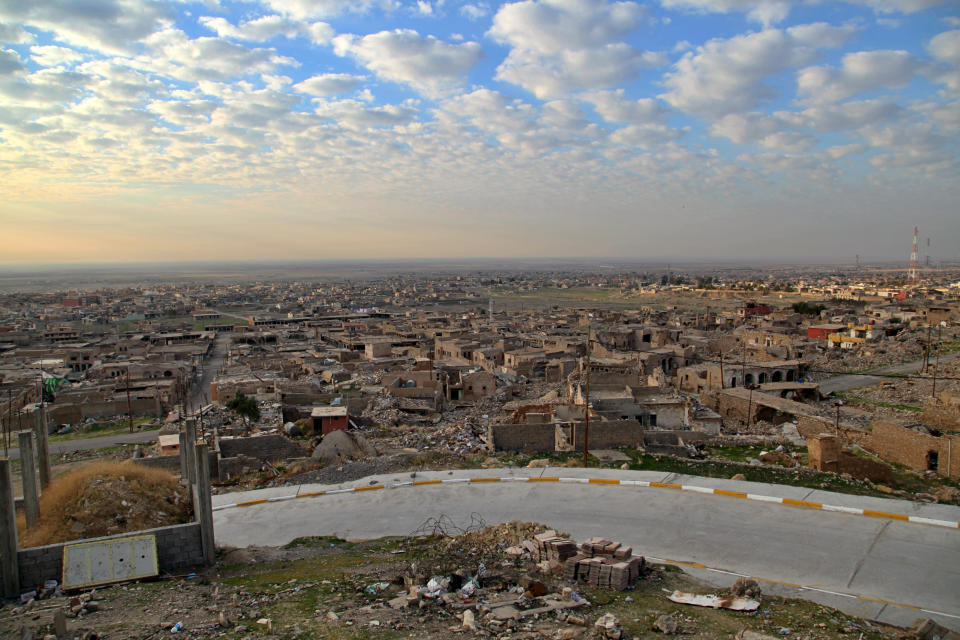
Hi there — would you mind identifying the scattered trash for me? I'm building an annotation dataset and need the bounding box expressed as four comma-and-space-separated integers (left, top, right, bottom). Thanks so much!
364, 582, 391, 595
667, 590, 760, 611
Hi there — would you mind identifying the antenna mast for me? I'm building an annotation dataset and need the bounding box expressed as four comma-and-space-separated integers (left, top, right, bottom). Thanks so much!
908, 226, 919, 285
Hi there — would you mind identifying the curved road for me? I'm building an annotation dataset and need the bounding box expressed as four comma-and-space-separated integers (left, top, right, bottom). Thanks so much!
213, 468, 960, 631
819, 354, 958, 394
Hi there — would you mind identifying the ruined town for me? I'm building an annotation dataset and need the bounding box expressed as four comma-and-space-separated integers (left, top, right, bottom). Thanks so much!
0, 260, 957, 640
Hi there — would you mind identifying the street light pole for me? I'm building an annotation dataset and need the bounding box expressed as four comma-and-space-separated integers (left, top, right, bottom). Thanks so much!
582, 322, 591, 469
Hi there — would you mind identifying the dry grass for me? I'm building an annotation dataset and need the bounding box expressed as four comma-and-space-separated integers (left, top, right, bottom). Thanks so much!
19, 461, 192, 548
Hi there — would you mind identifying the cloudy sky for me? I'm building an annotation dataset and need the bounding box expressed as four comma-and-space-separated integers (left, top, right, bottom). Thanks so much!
1, 0, 958, 265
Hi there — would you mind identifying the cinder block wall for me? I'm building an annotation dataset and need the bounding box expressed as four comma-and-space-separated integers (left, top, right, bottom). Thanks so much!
868, 421, 960, 479
487, 423, 555, 452
133, 451, 219, 478
17, 523, 204, 592
219, 434, 308, 462
488, 420, 655, 453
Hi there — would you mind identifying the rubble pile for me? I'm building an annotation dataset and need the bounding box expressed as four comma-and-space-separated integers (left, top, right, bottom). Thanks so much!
360, 394, 405, 426
311, 429, 380, 466
439, 520, 559, 558
808, 335, 925, 381
394, 422, 487, 455
22, 462, 192, 547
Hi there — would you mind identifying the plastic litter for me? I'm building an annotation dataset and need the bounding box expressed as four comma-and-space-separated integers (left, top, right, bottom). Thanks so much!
365, 582, 391, 595
458, 577, 480, 596
171, 622, 182, 633
422, 576, 450, 598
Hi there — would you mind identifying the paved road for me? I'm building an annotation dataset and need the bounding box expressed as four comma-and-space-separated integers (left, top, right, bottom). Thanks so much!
819, 353, 958, 394
3, 430, 159, 460
190, 332, 228, 408
214, 468, 960, 631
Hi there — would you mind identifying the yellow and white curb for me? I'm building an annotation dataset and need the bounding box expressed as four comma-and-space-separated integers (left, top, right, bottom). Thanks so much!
211, 476, 960, 529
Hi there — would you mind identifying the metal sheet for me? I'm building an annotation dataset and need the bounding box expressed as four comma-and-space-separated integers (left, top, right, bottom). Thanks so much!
62, 534, 158, 590
667, 590, 760, 611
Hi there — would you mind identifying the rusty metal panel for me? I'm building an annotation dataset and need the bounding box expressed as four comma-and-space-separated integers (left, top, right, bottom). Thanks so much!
62, 534, 158, 590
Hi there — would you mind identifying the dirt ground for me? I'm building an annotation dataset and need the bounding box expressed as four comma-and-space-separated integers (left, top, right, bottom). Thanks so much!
0, 523, 916, 640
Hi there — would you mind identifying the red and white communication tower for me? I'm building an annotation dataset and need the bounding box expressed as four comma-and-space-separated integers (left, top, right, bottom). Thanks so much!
908, 226, 919, 284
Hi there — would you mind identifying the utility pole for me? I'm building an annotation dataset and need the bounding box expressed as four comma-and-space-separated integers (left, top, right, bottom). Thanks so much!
719, 351, 724, 390
924, 324, 932, 371
36, 363, 51, 490
932, 325, 941, 398
126, 367, 134, 433
582, 323, 591, 469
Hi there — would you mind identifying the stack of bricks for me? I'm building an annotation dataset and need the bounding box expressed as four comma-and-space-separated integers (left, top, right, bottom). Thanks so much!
562, 537, 643, 591
532, 531, 579, 564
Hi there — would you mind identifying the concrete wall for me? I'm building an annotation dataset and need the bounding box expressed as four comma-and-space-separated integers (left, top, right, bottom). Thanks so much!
44, 397, 161, 426
17, 523, 204, 592
219, 434, 308, 462
487, 423, 556, 452
488, 420, 653, 453
133, 450, 218, 477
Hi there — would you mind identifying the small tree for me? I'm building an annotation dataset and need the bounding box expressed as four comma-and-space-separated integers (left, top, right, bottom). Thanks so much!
226, 391, 260, 430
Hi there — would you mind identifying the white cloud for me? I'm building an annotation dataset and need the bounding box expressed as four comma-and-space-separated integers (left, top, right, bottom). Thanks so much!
0, 48, 24, 75
0, 0, 173, 54
782, 99, 906, 131
30, 45, 85, 67
661, 24, 855, 116
256, 0, 386, 19
659, 0, 791, 26
826, 143, 867, 158
710, 112, 782, 143
497, 44, 664, 98
757, 131, 817, 152
147, 97, 218, 126
928, 29, 960, 90
843, 0, 950, 14
293, 73, 366, 96
928, 29, 960, 64
708, 112, 815, 151
0, 23, 35, 44
198, 15, 324, 42
461, 3, 490, 19
609, 123, 683, 146
797, 50, 924, 104
139, 28, 298, 82
313, 98, 419, 129
488, 0, 662, 98
416, 1, 433, 15
333, 29, 482, 96
581, 89, 666, 124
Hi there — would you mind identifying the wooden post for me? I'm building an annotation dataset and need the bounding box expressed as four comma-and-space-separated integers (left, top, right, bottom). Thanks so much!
194, 444, 216, 566
0, 458, 20, 598
18, 431, 39, 529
